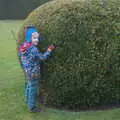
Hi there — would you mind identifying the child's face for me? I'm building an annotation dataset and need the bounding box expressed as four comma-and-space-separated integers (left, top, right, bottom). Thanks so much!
32, 32, 39, 45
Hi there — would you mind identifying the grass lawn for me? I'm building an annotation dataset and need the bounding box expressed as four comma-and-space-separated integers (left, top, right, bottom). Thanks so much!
0, 20, 120, 120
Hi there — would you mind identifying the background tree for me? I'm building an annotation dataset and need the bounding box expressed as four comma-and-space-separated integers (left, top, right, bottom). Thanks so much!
0, 0, 51, 19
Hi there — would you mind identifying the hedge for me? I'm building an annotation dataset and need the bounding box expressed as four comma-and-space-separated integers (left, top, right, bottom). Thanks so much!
18, 0, 120, 109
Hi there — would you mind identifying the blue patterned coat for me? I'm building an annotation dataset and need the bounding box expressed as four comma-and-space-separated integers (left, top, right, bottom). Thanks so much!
19, 42, 51, 80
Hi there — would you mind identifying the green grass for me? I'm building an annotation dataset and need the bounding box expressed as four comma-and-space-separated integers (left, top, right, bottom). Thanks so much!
0, 20, 120, 120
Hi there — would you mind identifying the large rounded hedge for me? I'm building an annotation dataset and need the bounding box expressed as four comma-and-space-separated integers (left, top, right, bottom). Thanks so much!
18, 0, 120, 109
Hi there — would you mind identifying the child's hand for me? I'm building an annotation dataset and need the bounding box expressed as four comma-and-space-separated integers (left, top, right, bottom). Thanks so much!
47, 44, 56, 52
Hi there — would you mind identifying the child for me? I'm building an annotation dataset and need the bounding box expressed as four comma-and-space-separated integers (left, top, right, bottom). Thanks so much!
19, 26, 56, 112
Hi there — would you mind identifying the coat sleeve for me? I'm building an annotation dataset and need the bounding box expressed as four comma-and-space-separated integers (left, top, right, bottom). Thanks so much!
38, 51, 52, 60
31, 46, 52, 60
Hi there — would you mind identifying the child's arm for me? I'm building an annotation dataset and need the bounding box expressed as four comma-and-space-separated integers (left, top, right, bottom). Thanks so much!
38, 51, 52, 60
32, 44, 56, 60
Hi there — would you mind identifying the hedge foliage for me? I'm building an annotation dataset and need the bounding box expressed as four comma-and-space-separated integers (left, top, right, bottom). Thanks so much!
18, 0, 120, 109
